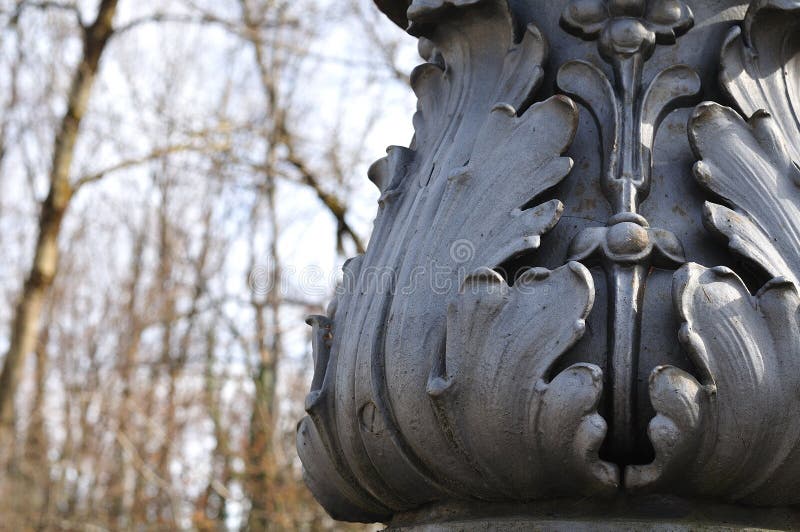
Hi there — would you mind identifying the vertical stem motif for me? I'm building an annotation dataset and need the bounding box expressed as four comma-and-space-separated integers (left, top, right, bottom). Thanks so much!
611, 55, 646, 214
607, 263, 646, 457
558, 0, 699, 462
605, 50, 649, 459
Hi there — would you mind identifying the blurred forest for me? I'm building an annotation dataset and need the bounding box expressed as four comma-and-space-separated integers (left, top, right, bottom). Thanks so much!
0, 0, 415, 529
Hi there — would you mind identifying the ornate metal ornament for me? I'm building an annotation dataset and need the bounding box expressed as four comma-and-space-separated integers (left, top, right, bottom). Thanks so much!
298, 0, 800, 528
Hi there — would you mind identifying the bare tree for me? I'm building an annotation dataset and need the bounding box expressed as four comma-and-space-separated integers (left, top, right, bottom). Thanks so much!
0, 0, 120, 446
0, 0, 414, 528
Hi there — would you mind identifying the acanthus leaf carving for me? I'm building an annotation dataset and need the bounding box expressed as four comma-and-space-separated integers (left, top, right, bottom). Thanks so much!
298, 0, 614, 520
385, 91, 592, 502
457, 95, 578, 268
494, 23, 547, 113
403, 0, 542, 190
721, 0, 800, 168
691, 0, 800, 283
368, 145, 414, 199
298, 308, 394, 523
690, 102, 800, 284
303, 0, 800, 523
427, 262, 619, 499
628, 264, 800, 505
631, 0, 800, 503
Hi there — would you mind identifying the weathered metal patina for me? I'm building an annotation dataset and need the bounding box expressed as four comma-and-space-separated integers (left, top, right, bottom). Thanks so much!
298, 0, 800, 528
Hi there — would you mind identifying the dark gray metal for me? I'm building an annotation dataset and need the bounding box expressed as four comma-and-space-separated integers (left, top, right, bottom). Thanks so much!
557, 0, 698, 460
297, 0, 800, 528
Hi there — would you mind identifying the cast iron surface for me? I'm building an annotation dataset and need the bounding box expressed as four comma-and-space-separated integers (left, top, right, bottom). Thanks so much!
297, 0, 800, 526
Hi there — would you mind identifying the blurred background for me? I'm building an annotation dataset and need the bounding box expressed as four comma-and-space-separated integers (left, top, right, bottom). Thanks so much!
0, 0, 416, 529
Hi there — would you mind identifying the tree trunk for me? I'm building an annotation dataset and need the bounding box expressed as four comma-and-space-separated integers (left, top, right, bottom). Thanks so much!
107, 223, 147, 524
28, 325, 51, 530
194, 327, 234, 530
0, 0, 119, 446
245, 163, 283, 531
238, 3, 284, 528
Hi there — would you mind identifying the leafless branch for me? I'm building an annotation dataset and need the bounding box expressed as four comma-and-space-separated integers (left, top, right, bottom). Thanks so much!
72, 142, 225, 190
9, 0, 83, 26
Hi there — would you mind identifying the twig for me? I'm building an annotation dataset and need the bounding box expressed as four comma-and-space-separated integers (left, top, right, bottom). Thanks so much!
72, 142, 228, 189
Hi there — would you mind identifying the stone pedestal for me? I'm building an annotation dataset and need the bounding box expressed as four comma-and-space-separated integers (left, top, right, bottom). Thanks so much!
297, 0, 800, 528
